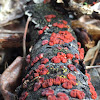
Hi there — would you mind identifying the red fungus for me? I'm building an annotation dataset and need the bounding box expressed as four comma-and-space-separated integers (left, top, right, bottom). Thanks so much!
38, 30, 43, 35
51, 56, 61, 63
41, 88, 54, 96
42, 80, 48, 88
70, 89, 85, 99
34, 82, 41, 91
62, 81, 73, 89
49, 31, 75, 46
53, 77, 61, 85
75, 53, 79, 59
74, 60, 79, 64
57, 92, 69, 100
45, 14, 56, 22
19, 91, 28, 100
38, 53, 44, 59
66, 53, 73, 60
38, 64, 45, 70
34, 73, 39, 77
67, 73, 76, 80
40, 67, 48, 75
41, 58, 49, 64
32, 56, 39, 64
67, 64, 76, 71
47, 95, 57, 100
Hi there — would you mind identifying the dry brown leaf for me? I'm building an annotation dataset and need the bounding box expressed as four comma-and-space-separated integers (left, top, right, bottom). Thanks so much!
84, 40, 100, 63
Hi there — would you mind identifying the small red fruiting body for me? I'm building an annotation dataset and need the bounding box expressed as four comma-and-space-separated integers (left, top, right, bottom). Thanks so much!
66, 53, 73, 60
42, 40, 49, 45
53, 23, 67, 28
45, 14, 56, 22
77, 42, 84, 60
34, 73, 39, 77
42, 88, 54, 96
25, 74, 29, 79
34, 82, 41, 91
38, 64, 45, 70
51, 52, 68, 63
85, 71, 97, 99
70, 89, 85, 99
26, 54, 31, 63
47, 95, 57, 100
38, 30, 44, 35
35, 64, 48, 76
31, 56, 39, 66
62, 80, 73, 89
41, 58, 49, 64
38, 53, 44, 59
53, 76, 61, 85
40, 67, 48, 75
49, 31, 75, 46
67, 73, 76, 80
74, 59, 79, 64
67, 64, 77, 71
75, 53, 79, 59
78, 48, 84, 60
19, 91, 28, 100
51, 56, 61, 63
38, 26, 49, 35
57, 92, 69, 100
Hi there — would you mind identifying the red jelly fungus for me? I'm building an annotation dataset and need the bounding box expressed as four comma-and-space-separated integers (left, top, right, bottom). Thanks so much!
34, 82, 41, 91
66, 53, 73, 60
41, 58, 49, 64
49, 31, 75, 46
62, 81, 73, 89
38, 30, 43, 35
42, 88, 54, 96
67, 64, 76, 71
38, 64, 45, 70
51, 56, 61, 63
38, 53, 44, 59
70, 89, 85, 99
67, 73, 76, 80
48, 95, 57, 100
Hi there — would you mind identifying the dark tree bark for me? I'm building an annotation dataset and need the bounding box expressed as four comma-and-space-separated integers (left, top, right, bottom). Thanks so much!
16, 3, 97, 100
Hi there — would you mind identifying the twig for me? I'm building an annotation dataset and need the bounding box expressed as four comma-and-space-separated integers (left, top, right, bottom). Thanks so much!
86, 65, 100, 69
23, 16, 31, 57
90, 49, 99, 66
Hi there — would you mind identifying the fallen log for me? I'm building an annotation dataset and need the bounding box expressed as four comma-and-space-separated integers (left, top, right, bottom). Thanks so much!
16, 3, 97, 100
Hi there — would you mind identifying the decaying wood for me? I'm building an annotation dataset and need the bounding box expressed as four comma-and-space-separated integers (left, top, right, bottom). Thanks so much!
16, 3, 97, 100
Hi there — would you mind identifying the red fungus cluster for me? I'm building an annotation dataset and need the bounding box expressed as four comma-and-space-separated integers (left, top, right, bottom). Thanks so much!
34, 64, 48, 77
49, 31, 75, 46
26, 54, 31, 63
67, 64, 77, 71
62, 80, 73, 89
85, 71, 97, 99
38, 26, 49, 35
42, 40, 49, 45
45, 14, 56, 22
77, 42, 84, 60
66, 53, 73, 60
42, 88, 69, 100
42, 88, 54, 96
31, 53, 44, 66
51, 52, 68, 63
56, 92, 69, 100
41, 58, 49, 64
19, 91, 28, 100
70, 89, 85, 99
